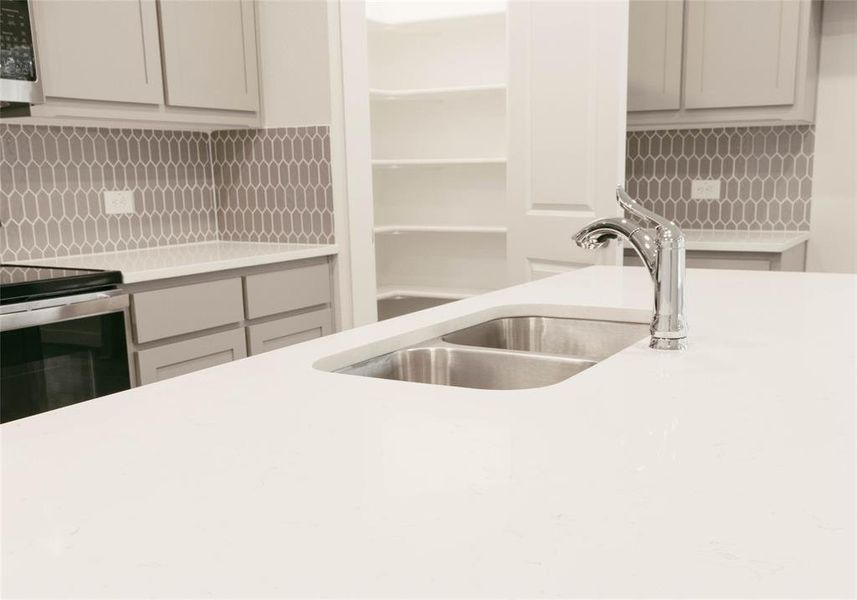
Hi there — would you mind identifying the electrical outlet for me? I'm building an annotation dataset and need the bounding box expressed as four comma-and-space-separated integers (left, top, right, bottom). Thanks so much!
103, 190, 135, 215
691, 179, 721, 200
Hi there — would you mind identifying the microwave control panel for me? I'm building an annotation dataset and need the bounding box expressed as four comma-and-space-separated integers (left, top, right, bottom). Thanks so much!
0, 0, 37, 82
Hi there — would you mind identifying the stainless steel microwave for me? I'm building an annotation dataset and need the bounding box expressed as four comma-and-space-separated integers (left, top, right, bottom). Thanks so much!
0, 0, 43, 116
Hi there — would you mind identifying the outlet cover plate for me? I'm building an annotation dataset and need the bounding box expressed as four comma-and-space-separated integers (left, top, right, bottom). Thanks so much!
691, 179, 721, 200
103, 190, 135, 215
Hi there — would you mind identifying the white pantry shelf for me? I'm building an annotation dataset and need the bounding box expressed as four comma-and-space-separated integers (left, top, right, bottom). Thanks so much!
374, 225, 508, 235
376, 285, 491, 301
370, 84, 506, 100
372, 158, 506, 168
366, 10, 506, 31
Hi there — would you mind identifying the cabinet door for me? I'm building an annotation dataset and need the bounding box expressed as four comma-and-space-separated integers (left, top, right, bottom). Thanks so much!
136, 329, 247, 385
158, 0, 259, 111
684, 0, 802, 109
32, 0, 164, 103
246, 308, 332, 356
627, 0, 684, 111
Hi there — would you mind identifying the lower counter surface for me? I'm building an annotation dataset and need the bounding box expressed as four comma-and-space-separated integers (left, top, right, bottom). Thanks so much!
680, 229, 809, 252
7, 240, 339, 283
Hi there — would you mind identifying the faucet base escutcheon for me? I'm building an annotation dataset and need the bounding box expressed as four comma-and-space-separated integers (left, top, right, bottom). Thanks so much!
649, 337, 688, 351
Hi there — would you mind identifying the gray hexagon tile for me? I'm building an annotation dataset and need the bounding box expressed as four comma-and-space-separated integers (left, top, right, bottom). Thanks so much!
1, 124, 218, 262
0, 123, 335, 263
625, 125, 814, 231
210, 127, 334, 245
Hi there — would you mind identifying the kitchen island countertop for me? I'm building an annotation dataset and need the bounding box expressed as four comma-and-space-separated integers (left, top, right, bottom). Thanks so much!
2, 266, 854, 598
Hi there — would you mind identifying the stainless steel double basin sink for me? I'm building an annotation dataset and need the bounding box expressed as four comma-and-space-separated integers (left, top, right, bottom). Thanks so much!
335, 316, 649, 390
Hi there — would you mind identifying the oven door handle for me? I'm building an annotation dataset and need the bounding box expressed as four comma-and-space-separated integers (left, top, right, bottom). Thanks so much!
0, 290, 129, 332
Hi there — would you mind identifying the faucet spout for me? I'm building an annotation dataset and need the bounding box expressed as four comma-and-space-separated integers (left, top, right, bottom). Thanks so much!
573, 217, 658, 273
573, 187, 688, 350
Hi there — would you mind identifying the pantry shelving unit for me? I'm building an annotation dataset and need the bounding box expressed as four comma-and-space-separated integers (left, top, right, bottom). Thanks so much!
366, 5, 508, 320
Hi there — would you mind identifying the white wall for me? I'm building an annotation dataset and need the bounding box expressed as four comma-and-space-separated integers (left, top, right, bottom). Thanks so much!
256, 0, 332, 127
807, 0, 857, 273
329, 0, 379, 326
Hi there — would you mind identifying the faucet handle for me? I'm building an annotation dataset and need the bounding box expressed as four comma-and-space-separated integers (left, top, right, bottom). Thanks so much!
616, 186, 683, 241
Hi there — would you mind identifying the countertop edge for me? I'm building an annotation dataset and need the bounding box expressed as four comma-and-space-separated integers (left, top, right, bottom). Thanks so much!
118, 245, 339, 283
6, 243, 340, 284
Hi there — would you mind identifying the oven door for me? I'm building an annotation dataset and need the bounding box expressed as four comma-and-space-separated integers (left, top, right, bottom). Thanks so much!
0, 291, 131, 423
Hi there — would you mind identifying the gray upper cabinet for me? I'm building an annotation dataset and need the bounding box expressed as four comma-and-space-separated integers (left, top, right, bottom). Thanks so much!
627, 0, 684, 112
30, 0, 260, 126
684, 0, 801, 109
627, 0, 821, 129
32, 0, 164, 104
158, 0, 260, 112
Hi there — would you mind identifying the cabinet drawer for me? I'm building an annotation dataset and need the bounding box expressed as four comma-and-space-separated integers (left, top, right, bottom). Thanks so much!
247, 309, 332, 356
624, 251, 773, 271
132, 278, 244, 344
244, 261, 330, 320
136, 329, 247, 385
685, 256, 772, 271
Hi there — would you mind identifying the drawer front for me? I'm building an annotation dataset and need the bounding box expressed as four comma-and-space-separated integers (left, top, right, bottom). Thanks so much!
132, 278, 244, 343
244, 261, 330, 320
136, 329, 247, 385
247, 308, 332, 356
624, 251, 773, 272
686, 256, 772, 271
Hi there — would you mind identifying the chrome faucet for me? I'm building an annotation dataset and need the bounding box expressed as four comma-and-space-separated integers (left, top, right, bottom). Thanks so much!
573, 186, 687, 350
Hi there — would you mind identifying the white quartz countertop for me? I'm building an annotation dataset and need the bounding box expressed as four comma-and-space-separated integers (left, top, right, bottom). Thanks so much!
680, 229, 810, 252
2, 267, 854, 598
8, 241, 338, 283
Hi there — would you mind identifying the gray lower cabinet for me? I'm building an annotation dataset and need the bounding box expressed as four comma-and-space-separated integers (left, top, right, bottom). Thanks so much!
132, 278, 244, 344
127, 257, 335, 387
136, 329, 247, 385
246, 308, 332, 355
244, 261, 331, 320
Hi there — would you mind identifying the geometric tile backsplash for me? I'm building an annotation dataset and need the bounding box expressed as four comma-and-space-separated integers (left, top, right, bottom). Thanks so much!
0, 123, 334, 263
0, 121, 815, 261
626, 125, 814, 231
0, 124, 218, 262
211, 127, 334, 245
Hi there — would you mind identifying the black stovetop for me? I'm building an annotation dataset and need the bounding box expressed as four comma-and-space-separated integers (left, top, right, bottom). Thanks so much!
0, 264, 123, 305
